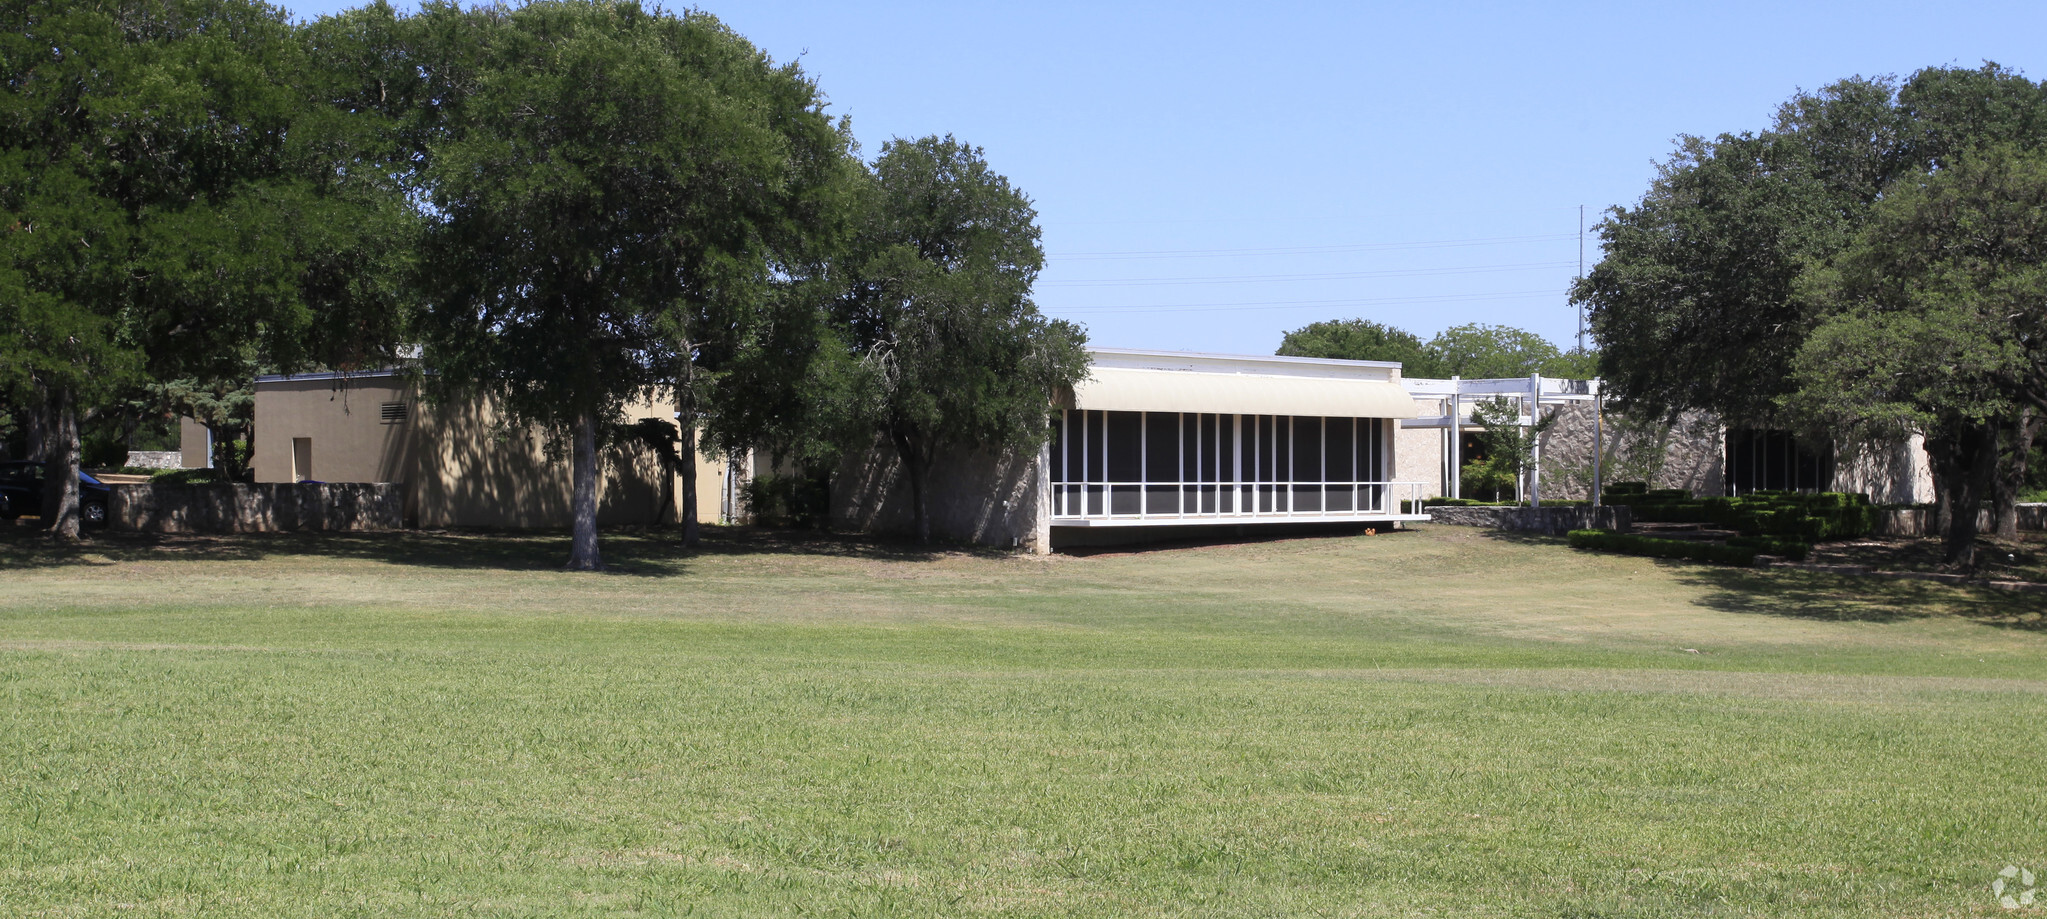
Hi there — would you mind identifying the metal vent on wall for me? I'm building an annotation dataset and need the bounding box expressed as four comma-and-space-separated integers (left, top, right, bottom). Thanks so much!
380, 401, 409, 424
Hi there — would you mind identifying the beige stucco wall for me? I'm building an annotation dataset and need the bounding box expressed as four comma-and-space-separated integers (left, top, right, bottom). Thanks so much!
1394, 424, 1449, 499
178, 417, 212, 469
254, 375, 733, 528
252, 376, 416, 486
693, 448, 734, 524
408, 395, 676, 529
833, 437, 1048, 552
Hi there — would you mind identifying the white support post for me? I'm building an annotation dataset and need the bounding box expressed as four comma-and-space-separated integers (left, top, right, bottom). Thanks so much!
1448, 377, 1462, 499
1592, 380, 1604, 507
1232, 414, 1243, 515
1530, 373, 1543, 509
1139, 411, 1147, 520
1058, 409, 1069, 516
1081, 410, 1090, 516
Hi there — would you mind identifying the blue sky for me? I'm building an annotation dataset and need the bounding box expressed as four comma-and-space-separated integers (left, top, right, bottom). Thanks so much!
286, 0, 2047, 356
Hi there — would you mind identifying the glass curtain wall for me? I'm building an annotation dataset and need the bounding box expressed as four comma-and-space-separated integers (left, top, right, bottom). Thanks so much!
1049, 410, 1388, 519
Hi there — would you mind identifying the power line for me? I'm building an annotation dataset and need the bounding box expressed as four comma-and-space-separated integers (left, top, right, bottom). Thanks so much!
1040, 260, 1577, 288
1046, 232, 1579, 261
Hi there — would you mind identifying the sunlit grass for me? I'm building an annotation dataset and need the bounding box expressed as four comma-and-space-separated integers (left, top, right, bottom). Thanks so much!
2, 525, 2042, 917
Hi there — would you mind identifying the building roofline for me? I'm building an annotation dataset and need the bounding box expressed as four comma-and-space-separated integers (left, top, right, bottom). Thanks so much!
254, 367, 406, 384
1086, 346, 1402, 371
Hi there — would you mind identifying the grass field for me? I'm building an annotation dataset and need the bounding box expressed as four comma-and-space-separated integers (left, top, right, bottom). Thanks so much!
2, 524, 2044, 917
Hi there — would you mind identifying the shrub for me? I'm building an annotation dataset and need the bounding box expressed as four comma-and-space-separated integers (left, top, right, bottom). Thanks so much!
743, 473, 830, 528
1726, 535, 1811, 561
1566, 529, 1759, 566
151, 468, 232, 486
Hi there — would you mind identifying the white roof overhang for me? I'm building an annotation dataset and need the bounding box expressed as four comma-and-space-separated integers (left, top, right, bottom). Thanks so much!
1071, 366, 1419, 419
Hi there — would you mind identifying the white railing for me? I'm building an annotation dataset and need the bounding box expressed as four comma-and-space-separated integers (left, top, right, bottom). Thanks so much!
1050, 480, 1431, 522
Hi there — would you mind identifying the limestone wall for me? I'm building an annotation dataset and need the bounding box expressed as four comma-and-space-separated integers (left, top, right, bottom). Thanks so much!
123, 451, 184, 470
1537, 404, 1724, 500
833, 438, 1048, 552
111, 483, 403, 534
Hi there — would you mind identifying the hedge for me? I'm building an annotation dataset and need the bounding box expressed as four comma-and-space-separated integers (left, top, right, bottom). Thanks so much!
1599, 488, 1876, 541
1566, 529, 1759, 566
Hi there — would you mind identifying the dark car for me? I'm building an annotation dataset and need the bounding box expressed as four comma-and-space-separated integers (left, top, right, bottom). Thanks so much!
0, 461, 111, 527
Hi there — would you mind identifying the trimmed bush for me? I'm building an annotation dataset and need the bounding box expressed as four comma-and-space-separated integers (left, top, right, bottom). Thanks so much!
1566, 529, 1760, 566
1726, 535, 1811, 561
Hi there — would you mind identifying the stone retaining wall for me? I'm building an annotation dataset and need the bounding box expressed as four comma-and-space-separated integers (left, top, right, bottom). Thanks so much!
1422, 505, 1632, 535
110, 483, 403, 534
1872, 504, 2046, 537
123, 450, 185, 470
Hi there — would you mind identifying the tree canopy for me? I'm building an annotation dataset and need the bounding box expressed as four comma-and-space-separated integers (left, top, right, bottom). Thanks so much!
1276, 319, 1445, 376
401, 0, 850, 569
1575, 64, 2047, 425
832, 135, 1088, 543
1574, 63, 2047, 565
1275, 319, 1590, 379
0, 0, 414, 537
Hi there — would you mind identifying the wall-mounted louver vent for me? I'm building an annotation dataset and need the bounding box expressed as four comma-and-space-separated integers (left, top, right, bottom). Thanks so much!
380, 401, 409, 424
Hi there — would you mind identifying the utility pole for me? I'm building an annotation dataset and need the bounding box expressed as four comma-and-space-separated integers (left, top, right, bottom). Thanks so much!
1576, 204, 1586, 354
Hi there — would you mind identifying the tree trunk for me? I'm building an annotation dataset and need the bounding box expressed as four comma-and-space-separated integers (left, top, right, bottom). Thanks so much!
679, 393, 700, 548
1993, 409, 2036, 540
1927, 436, 1955, 538
23, 382, 49, 462
1938, 421, 1997, 568
892, 429, 930, 544
44, 385, 81, 541
566, 411, 603, 571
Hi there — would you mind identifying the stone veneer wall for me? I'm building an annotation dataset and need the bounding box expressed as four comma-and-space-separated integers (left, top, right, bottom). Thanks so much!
1536, 403, 1724, 500
122, 450, 185, 470
111, 483, 403, 534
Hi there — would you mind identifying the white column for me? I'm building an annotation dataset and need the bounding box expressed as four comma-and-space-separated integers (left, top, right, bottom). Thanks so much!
1529, 373, 1543, 508
1592, 380, 1604, 507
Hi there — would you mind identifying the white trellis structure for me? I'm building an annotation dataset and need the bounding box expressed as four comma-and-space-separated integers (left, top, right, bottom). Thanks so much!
1400, 375, 1607, 507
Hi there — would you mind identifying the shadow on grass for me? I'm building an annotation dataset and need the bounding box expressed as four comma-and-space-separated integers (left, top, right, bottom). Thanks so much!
1669, 565, 2046, 630
1477, 528, 2045, 630
0, 523, 1002, 576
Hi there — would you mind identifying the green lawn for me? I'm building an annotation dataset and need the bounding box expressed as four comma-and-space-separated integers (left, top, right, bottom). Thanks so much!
2, 524, 2043, 917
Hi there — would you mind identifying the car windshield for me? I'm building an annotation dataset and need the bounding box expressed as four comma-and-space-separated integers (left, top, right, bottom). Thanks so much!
79, 471, 103, 487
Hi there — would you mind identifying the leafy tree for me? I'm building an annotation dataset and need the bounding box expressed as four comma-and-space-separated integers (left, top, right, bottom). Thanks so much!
1276, 319, 1445, 376
1275, 319, 1591, 379
834, 136, 1089, 544
1427, 323, 1568, 379
1576, 64, 2047, 565
401, 0, 850, 569
0, 0, 414, 538
1573, 68, 2047, 424
1462, 396, 1558, 501
1787, 144, 2047, 564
